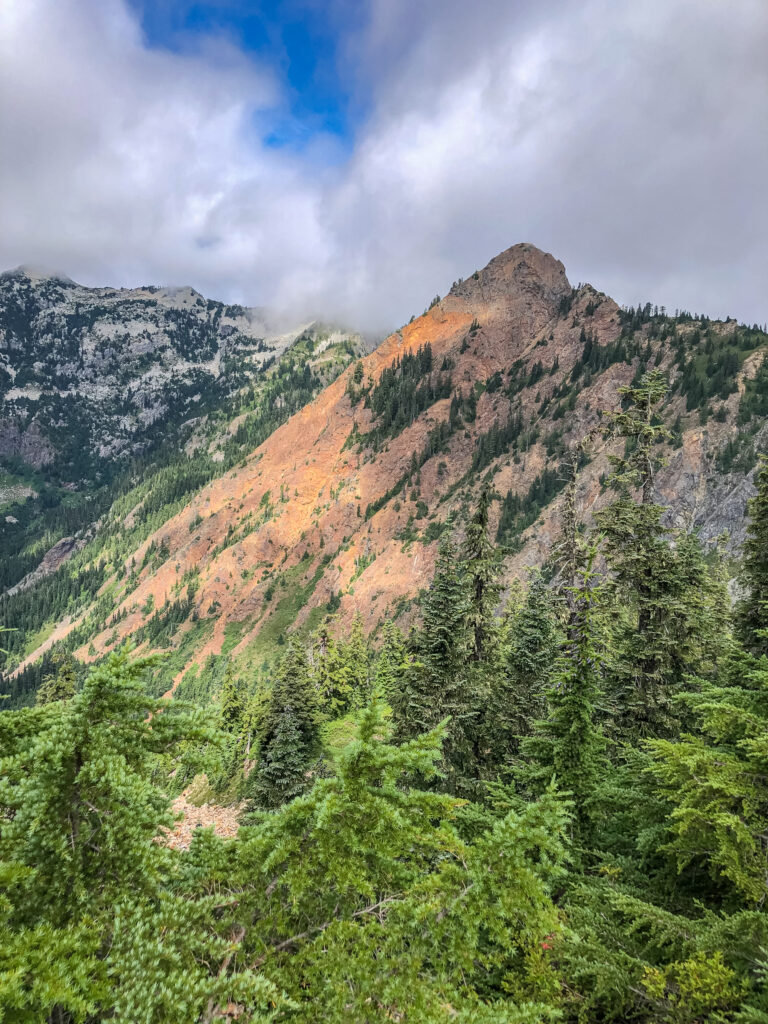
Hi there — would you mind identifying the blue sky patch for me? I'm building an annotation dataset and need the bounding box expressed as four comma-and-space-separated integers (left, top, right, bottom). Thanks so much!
127, 0, 366, 154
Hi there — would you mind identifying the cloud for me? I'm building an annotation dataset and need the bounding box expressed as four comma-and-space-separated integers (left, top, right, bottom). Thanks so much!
1, 0, 766, 332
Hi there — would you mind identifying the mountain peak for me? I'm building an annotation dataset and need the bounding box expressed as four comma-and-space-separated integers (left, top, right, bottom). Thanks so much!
2, 264, 78, 287
448, 242, 571, 310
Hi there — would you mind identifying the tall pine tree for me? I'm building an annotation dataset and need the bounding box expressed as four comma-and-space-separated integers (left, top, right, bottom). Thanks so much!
250, 638, 322, 808
596, 371, 716, 738
486, 572, 559, 767
518, 551, 607, 850
462, 487, 502, 662
736, 454, 768, 657
392, 539, 478, 792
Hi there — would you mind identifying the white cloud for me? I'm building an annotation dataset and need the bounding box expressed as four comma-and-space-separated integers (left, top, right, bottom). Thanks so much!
0, 0, 766, 332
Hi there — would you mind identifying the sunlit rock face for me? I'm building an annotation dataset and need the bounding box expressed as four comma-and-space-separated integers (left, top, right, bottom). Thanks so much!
69, 243, 766, 679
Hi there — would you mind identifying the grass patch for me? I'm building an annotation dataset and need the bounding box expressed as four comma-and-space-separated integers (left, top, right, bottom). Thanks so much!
221, 618, 253, 656
144, 617, 215, 698
234, 557, 327, 670
21, 620, 56, 660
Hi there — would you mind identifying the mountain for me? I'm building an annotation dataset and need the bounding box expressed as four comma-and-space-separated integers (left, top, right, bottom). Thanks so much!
0, 266, 364, 608
1, 242, 767, 704
0, 266, 359, 478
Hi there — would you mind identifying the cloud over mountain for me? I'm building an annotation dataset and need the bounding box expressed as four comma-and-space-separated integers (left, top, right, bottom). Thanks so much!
1, 0, 766, 331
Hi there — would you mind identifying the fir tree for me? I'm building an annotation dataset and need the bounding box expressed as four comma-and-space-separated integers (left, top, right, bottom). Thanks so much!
219, 661, 245, 733
462, 486, 502, 661
343, 611, 371, 706
735, 454, 768, 657
596, 371, 716, 738
647, 649, 768, 904
250, 638, 322, 808
224, 696, 568, 1022
518, 551, 608, 848
0, 649, 253, 1022
373, 618, 406, 701
487, 572, 559, 764
392, 539, 477, 791
311, 624, 355, 715
35, 653, 77, 705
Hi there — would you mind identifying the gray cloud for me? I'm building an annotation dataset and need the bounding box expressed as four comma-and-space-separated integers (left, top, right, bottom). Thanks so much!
1, 0, 766, 332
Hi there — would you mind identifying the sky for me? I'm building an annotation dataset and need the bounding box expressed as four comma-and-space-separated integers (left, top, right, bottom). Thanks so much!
1, 0, 766, 333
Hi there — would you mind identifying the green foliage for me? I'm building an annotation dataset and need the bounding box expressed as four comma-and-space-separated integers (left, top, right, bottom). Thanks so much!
647, 652, 768, 904
497, 467, 567, 550
34, 653, 79, 706
356, 344, 453, 449
518, 553, 608, 848
0, 649, 245, 1021
462, 487, 502, 661
391, 539, 480, 791
3, 309, 768, 1020
735, 456, 768, 656
596, 372, 726, 738
248, 638, 322, 808
486, 573, 560, 764
233, 698, 569, 1022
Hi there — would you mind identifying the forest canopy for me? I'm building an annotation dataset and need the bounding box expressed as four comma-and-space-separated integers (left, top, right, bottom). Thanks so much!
2, 373, 768, 1022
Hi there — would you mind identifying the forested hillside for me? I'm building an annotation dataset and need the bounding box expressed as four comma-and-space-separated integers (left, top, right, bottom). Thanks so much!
3, 369, 768, 1020
0, 325, 363, 703
2, 244, 766, 707
0, 265, 363, 613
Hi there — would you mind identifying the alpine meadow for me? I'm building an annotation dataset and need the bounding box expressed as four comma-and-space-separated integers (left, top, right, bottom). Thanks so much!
1, 1, 768, 1022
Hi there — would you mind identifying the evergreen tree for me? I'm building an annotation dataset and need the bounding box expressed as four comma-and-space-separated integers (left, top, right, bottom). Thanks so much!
647, 649, 768, 904
0, 649, 259, 1022
487, 572, 559, 764
219, 661, 245, 733
392, 539, 477, 792
736, 455, 768, 657
311, 624, 355, 715
343, 611, 371, 707
35, 653, 77, 705
392, 539, 470, 739
222, 697, 568, 1023
373, 619, 406, 701
518, 551, 608, 848
596, 371, 716, 738
250, 638, 322, 808
462, 486, 502, 661
552, 439, 594, 617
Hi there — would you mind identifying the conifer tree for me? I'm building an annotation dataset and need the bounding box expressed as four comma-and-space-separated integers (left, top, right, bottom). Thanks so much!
552, 438, 595, 618
393, 539, 470, 737
343, 611, 371, 706
462, 486, 502, 661
0, 649, 250, 1022
392, 539, 476, 791
250, 638, 322, 808
596, 371, 713, 737
373, 618, 406, 700
35, 653, 77, 705
735, 454, 768, 657
647, 649, 768, 904
311, 624, 355, 715
219, 661, 245, 733
487, 572, 559, 764
221, 696, 568, 1022
518, 551, 607, 848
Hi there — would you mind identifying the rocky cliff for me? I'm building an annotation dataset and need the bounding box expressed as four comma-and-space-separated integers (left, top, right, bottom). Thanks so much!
0, 266, 358, 478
